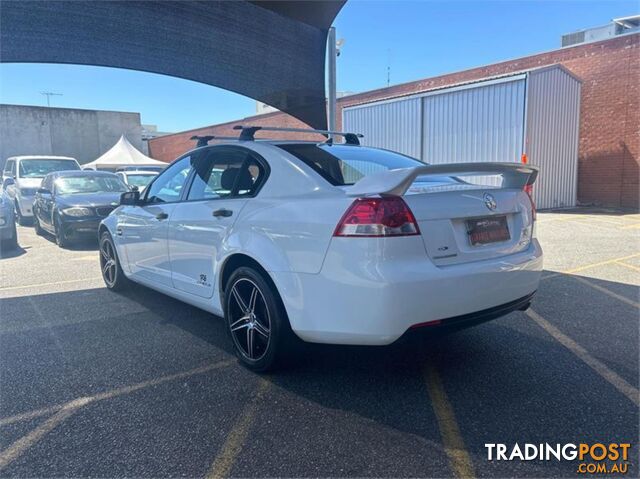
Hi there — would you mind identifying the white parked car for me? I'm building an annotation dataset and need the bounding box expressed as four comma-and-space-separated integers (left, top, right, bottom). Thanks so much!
2, 155, 81, 225
115, 170, 158, 192
99, 127, 542, 371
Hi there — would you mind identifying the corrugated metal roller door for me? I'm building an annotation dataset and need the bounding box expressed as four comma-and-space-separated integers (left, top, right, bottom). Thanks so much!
422, 79, 526, 186
342, 98, 421, 159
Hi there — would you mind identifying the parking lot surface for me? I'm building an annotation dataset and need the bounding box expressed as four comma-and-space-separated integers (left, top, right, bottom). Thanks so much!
0, 208, 638, 478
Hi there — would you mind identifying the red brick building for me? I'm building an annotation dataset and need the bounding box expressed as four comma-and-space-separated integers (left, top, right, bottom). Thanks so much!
149, 33, 639, 208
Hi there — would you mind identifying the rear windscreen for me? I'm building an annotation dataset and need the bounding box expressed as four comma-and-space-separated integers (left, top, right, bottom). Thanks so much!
278, 144, 424, 186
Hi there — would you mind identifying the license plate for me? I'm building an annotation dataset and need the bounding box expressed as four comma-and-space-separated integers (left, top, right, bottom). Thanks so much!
466, 215, 510, 245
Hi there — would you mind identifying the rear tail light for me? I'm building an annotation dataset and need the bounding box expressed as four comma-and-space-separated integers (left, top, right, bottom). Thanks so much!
524, 184, 536, 221
334, 197, 420, 237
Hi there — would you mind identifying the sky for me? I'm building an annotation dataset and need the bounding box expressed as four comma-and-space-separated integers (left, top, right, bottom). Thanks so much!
0, 0, 636, 133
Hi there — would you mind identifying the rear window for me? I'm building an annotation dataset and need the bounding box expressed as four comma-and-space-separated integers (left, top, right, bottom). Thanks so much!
278, 144, 424, 186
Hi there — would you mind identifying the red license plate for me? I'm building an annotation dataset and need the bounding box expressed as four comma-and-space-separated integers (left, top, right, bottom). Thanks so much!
466, 216, 510, 245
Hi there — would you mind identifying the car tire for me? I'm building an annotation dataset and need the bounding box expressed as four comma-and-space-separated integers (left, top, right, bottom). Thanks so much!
15, 202, 29, 226
33, 214, 44, 236
54, 215, 70, 248
225, 266, 296, 372
99, 231, 130, 291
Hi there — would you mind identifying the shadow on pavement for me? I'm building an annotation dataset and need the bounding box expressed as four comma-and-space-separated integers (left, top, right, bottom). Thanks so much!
1, 269, 637, 477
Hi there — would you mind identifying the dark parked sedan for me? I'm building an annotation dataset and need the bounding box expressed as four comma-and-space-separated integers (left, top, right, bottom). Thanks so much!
33, 170, 129, 247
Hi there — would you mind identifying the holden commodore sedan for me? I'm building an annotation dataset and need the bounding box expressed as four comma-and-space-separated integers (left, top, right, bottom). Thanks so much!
99, 127, 542, 371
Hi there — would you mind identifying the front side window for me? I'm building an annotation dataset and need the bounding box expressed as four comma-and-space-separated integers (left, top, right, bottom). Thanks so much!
4, 160, 15, 175
55, 176, 128, 195
187, 148, 265, 201
145, 156, 193, 203
18, 159, 79, 178
41, 175, 53, 192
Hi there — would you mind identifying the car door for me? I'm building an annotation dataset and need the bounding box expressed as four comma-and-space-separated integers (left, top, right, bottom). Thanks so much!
117, 155, 193, 287
36, 175, 55, 230
168, 146, 268, 298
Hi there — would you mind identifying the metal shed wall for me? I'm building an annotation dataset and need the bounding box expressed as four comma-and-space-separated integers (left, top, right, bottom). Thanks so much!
342, 65, 581, 209
342, 98, 421, 159
525, 68, 580, 209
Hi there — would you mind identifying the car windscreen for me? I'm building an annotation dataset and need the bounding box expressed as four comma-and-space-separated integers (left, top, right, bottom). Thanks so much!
278, 144, 427, 186
55, 176, 129, 195
126, 174, 156, 188
18, 159, 79, 178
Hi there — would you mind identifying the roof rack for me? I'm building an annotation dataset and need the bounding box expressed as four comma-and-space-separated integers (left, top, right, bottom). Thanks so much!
232, 125, 364, 145
190, 135, 238, 147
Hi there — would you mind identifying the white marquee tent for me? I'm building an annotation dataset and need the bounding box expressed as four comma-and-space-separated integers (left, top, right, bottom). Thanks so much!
83, 135, 167, 170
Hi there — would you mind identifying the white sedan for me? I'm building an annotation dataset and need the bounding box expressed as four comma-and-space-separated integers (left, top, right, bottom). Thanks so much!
99, 127, 542, 371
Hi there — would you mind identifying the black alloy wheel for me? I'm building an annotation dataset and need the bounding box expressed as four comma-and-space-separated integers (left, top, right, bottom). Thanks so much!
99, 231, 129, 291
225, 266, 295, 371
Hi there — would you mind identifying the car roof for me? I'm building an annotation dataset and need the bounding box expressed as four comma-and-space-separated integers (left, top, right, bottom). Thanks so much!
8, 155, 78, 161
119, 170, 158, 175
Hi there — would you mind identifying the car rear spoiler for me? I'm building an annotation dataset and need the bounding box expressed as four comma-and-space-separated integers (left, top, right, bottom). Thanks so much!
345, 162, 539, 197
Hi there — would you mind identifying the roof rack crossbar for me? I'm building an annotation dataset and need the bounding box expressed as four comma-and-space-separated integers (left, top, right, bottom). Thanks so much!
233, 125, 364, 145
190, 135, 238, 147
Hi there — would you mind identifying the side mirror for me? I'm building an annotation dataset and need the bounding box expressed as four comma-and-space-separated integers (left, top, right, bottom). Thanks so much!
2, 177, 15, 189
120, 190, 141, 206
130, 185, 139, 192
37, 187, 51, 195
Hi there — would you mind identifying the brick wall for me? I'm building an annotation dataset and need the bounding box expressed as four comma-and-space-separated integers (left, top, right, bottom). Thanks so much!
149, 33, 639, 208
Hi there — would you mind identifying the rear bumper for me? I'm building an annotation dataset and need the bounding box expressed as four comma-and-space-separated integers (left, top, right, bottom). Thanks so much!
407, 291, 535, 333
272, 238, 542, 345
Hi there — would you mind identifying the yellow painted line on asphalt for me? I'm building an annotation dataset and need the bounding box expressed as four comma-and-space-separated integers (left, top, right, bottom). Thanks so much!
527, 309, 639, 407
207, 378, 270, 479
70, 255, 98, 261
615, 260, 640, 273
0, 360, 234, 427
0, 397, 91, 470
424, 363, 475, 479
542, 253, 640, 281
572, 276, 639, 309
0, 277, 103, 292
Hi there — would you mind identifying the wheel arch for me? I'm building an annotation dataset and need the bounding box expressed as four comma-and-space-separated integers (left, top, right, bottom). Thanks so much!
219, 253, 275, 298
218, 252, 297, 339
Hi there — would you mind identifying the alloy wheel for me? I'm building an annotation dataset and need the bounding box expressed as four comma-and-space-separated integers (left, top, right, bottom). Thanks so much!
228, 278, 271, 361
100, 237, 118, 287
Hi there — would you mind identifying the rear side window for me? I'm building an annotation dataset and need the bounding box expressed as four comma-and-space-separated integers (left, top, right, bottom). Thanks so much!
187, 147, 266, 201
278, 144, 423, 186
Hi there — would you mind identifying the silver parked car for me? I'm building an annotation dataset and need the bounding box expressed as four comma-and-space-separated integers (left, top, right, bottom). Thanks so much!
2, 155, 81, 225
0, 188, 18, 250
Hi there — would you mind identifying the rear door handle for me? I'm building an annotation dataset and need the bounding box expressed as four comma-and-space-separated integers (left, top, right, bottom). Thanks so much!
156, 212, 169, 220
212, 208, 233, 218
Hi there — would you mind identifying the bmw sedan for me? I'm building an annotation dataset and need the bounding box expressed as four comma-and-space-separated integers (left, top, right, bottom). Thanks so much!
33, 170, 129, 247
99, 127, 542, 371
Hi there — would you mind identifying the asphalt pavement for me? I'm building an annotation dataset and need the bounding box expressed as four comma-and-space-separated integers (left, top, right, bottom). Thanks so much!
0, 207, 638, 478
